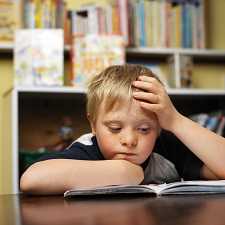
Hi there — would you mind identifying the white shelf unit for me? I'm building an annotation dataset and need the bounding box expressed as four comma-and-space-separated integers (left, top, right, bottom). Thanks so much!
14, 86, 225, 96
126, 47, 225, 89
126, 47, 225, 57
0, 43, 14, 54
1, 44, 225, 88
3, 86, 88, 194
0, 44, 71, 54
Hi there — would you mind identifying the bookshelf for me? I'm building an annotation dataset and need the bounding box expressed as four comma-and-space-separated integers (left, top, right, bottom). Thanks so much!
1, 0, 225, 194
1, 44, 225, 88
126, 47, 225, 58
126, 47, 225, 88
0, 43, 13, 53
2, 87, 89, 194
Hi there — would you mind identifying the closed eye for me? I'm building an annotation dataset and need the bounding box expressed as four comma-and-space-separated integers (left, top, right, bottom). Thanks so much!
108, 127, 121, 133
138, 127, 151, 134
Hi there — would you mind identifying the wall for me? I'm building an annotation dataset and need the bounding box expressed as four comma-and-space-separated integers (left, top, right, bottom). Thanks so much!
0, 57, 13, 193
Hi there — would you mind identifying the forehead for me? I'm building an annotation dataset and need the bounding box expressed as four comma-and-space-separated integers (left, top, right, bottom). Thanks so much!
100, 98, 158, 124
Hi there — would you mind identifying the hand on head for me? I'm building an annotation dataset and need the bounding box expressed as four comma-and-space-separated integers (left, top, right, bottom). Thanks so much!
132, 75, 181, 132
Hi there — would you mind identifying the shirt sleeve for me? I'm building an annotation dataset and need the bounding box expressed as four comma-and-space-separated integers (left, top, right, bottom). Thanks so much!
154, 130, 204, 180
36, 141, 104, 162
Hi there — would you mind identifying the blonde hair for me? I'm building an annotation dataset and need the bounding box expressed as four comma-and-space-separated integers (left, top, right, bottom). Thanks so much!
86, 64, 161, 124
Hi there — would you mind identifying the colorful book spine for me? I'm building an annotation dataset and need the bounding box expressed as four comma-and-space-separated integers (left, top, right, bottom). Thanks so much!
117, 0, 129, 45
138, 0, 146, 47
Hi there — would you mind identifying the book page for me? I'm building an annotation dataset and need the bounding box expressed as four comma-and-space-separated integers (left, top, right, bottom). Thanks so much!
64, 180, 225, 197
158, 180, 225, 195
64, 184, 157, 197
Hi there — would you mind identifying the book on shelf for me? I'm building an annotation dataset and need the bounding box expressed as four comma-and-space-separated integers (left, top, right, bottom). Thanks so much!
64, 180, 225, 198
128, 0, 205, 48
167, 54, 194, 88
180, 55, 193, 88
0, 0, 22, 44
190, 111, 225, 136
2, 0, 205, 48
68, 1, 128, 44
14, 29, 64, 86
216, 116, 225, 136
23, 0, 66, 29
70, 34, 125, 87
127, 59, 169, 88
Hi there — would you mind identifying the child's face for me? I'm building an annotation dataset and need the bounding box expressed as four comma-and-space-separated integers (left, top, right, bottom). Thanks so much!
90, 98, 160, 165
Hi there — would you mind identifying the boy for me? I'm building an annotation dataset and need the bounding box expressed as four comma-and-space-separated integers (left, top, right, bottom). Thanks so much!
20, 64, 225, 195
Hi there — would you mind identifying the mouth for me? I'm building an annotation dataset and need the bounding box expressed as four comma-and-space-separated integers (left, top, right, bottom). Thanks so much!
113, 152, 137, 161
120, 152, 136, 156
119, 153, 137, 160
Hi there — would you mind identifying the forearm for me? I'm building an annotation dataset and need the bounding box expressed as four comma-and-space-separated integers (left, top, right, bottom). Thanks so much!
20, 159, 144, 195
170, 113, 225, 178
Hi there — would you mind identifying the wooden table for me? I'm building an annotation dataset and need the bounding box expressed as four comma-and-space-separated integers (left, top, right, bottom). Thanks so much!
1, 194, 225, 225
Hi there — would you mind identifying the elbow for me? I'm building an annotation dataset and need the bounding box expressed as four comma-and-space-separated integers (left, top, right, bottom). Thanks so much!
20, 173, 32, 193
20, 160, 68, 195
201, 166, 225, 180
20, 163, 42, 194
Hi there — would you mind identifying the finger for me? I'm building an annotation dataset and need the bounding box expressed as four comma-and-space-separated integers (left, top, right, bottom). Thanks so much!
132, 80, 158, 94
138, 76, 162, 86
133, 91, 159, 104
138, 75, 165, 91
139, 101, 161, 114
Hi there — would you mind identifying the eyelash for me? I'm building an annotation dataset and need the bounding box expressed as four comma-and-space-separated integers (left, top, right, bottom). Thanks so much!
108, 127, 151, 134
138, 127, 151, 134
108, 127, 121, 133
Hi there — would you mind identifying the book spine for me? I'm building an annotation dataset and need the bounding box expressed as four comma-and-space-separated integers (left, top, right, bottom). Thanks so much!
160, 0, 166, 48
139, 0, 146, 47
24, 0, 36, 28
152, 0, 158, 47
117, 0, 129, 45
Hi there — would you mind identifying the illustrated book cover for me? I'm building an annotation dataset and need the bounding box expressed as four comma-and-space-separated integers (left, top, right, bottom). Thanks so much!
70, 34, 125, 87
14, 29, 64, 86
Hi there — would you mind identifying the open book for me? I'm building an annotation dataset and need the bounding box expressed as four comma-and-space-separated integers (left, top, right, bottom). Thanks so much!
64, 180, 225, 198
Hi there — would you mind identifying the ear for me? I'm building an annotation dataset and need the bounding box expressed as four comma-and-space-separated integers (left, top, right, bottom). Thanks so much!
90, 122, 96, 135
87, 113, 96, 135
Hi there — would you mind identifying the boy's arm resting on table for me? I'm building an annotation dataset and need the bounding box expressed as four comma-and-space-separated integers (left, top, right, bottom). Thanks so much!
20, 159, 144, 195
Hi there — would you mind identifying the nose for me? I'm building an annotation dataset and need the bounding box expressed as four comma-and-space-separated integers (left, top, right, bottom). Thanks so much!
120, 130, 137, 148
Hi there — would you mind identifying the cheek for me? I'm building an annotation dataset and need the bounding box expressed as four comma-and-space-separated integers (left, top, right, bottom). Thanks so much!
95, 130, 117, 159
139, 133, 157, 154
